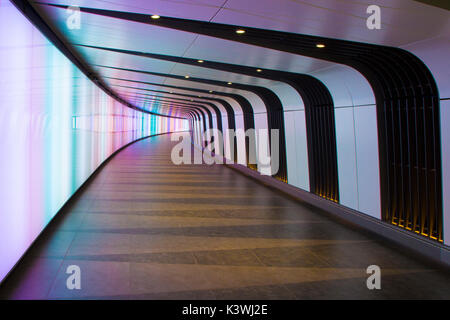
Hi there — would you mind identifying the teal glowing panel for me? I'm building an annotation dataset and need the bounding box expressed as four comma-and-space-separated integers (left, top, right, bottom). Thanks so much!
0, 1, 189, 283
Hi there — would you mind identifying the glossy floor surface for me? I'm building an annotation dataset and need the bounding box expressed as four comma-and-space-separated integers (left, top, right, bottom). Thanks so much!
1, 133, 449, 299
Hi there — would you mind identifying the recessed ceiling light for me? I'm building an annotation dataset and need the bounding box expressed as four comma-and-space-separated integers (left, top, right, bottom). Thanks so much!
316, 43, 326, 48
256, 69, 262, 72
151, 15, 160, 19
184, 75, 190, 78
227, 82, 232, 85
209, 90, 213, 93
236, 29, 246, 34
197, 60, 204, 63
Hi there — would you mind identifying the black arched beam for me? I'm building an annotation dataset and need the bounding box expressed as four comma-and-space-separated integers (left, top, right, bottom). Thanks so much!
114, 79, 258, 168
118, 93, 209, 130
123, 95, 212, 149
112, 83, 223, 133
80, 45, 337, 200
105, 76, 254, 138
111, 83, 223, 133
118, 91, 215, 133
121, 12, 442, 241
104, 77, 252, 164
108, 78, 257, 167
120, 94, 209, 146
111, 80, 236, 157
40, 4, 442, 240
95, 64, 286, 181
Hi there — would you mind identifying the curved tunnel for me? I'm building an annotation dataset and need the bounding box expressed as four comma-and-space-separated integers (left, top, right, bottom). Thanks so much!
1, 0, 450, 300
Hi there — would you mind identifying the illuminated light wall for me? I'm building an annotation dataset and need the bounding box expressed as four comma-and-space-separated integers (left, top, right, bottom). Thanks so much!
0, 1, 188, 283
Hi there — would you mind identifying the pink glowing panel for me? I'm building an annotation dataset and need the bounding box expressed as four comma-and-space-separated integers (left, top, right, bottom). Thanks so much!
0, 1, 188, 283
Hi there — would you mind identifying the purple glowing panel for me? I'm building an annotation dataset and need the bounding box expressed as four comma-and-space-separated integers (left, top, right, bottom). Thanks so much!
0, 1, 188, 283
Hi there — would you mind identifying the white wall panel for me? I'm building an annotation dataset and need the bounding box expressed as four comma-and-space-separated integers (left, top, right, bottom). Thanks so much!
267, 82, 304, 111
210, 115, 218, 152
253, 112, 268, 134
403, 37, 450, 99
292, 110, 310, 191
235, 114, 247, 165
284, 112, 298, 186
222, 97, 244, 115
354, 105, 381, 219
253, 112, 269, 174
334, 107, 358, 210
208, 101, 228, 115
312, 65, 375, 107
312, 67, 354, 108
220, 115, 229, 157
441, 100, 450, 245
312, 64, 380, 217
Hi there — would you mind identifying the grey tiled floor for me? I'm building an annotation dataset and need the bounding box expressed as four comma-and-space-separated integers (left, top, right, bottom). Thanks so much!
0, 133, 449, 299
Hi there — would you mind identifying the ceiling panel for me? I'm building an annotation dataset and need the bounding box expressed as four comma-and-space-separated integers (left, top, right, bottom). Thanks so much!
170, 63, 276, 86
215, 0, 450, 46
28, 0, 449, 117
75, 45, 178, 75
33, 3, 200, 55
184, 35, 331, 74
32, 0, 225, 20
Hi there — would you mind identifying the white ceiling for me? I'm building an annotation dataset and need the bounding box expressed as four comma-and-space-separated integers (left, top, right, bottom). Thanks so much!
31, 0, 450, 116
